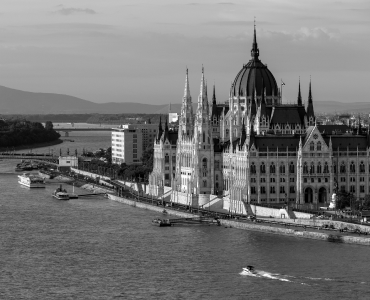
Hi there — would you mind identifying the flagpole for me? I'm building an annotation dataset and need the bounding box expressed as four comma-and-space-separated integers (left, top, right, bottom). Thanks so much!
281, 79, 285, 104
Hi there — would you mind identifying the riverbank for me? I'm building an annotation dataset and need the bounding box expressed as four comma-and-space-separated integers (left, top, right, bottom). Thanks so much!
108, 194, 370, 246
0, 139, 63, 152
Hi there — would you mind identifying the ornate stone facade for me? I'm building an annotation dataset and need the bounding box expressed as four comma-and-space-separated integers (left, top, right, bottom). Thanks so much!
149, 26, 369, 214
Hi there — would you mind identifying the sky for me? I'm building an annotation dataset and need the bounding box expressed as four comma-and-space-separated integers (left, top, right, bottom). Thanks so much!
0, 0, 369, 106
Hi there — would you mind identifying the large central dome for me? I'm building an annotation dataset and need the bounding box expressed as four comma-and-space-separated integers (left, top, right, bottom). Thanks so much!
231, 26, 278, 99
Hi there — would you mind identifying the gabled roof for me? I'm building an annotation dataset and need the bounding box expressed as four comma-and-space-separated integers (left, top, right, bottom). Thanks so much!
253, 135, 300, 151
318, 125, 351, 135
323, 135, 367, 151
270, 105, 306, 125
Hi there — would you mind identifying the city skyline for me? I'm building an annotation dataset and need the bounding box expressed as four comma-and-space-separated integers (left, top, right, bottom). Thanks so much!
0, 0, 369, 106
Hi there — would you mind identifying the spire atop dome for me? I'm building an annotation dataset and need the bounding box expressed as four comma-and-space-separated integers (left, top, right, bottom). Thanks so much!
297, 77, 302, 106
251, 21, 259, 60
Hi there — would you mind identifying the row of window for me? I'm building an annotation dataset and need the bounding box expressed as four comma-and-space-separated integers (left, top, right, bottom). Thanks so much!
251, 162, 296, 174
303, 162, 330, 174
251, 186, 296, 194
303, 178, 329, 183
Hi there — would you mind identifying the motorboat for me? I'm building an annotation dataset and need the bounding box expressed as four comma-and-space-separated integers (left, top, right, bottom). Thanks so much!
52, 185, 70, 200
18, 173, 46, 188
241, 266, 256, 275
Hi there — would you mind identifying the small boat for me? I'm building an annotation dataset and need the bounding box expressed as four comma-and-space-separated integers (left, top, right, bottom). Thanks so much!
18, 173, 46, 188
52, 185, 70, 200
152, 218, 172, 227
241, 266, 256, 275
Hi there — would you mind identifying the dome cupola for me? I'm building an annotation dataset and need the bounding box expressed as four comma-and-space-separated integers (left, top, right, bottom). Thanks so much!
230, 24, 279, 107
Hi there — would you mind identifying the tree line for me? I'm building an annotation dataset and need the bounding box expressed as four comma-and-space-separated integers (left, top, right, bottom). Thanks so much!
0, 119, 60, 148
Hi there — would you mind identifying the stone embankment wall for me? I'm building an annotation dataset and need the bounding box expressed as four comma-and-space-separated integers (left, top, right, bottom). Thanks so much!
108, 195, 370, 246
71, 168, 111, 181
250, 205, 313, 219
266, 218, 370, 233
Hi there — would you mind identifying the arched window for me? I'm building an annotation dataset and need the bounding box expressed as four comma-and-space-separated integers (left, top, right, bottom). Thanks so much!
317, 162, 322, 174
270, 162, 276, 174
203, 132, 205, 143
310, 142, 314, 151
324, 162, 329, 173
303, 162, 308, 174
165, 154, 169, 164
202, 158, 207, 169
340, 162, 346, 173
260, 162, 266, 173
289, 162, 295, 173
203, 180, 207, 187
310, 162, 315, 174
360, 162, 365, 173
279, 163, 285, 174
251, 163, 256, 174
226, 129, 229, 135
350, 161, 355, 173
215, 174, 219, 181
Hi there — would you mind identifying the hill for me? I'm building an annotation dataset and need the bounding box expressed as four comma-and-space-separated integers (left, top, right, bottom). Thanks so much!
0, 85, 368, 115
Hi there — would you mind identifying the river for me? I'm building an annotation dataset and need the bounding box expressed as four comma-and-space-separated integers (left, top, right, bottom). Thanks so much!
1, 129, 369, 299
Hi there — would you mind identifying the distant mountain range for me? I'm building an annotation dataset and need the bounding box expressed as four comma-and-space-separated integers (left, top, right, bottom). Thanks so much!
0, 85, 368, 115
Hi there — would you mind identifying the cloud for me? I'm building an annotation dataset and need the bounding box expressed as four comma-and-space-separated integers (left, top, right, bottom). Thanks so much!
54, 7, 96, 16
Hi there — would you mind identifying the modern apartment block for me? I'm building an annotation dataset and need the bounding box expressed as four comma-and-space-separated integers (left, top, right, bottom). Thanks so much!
111, 123, 158, 165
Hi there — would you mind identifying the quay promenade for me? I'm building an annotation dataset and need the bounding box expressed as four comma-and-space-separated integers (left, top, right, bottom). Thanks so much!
107, 192, 370, 246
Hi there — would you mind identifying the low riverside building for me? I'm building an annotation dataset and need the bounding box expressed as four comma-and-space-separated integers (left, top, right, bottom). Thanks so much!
111, 123, 158, 165
148, 24, 370, 215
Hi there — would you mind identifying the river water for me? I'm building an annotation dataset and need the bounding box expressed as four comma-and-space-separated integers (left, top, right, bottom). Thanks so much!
1, 129, 370, 299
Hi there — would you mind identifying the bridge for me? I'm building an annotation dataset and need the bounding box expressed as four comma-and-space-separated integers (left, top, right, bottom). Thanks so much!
55, 127, 113, 137
0, 153, 59, 165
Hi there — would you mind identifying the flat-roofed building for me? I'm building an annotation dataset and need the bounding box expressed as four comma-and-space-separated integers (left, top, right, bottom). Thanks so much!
111, 123, 158, 165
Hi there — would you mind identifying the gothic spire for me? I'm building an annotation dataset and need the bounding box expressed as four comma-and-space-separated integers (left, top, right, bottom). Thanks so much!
199, 65, 206, 98
212, 84, 216, 105
251, 20, 259, 60
184, 68, 190, 100
307, 77, 315, 121
297, 77, 302, 106
240, 118, 247, 148
308, 77, 313, 104
163, 119, 170, 141
157, 116, 163, 140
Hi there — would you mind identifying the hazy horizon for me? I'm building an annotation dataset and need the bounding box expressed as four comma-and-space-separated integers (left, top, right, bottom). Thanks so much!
0, 0, 369, 106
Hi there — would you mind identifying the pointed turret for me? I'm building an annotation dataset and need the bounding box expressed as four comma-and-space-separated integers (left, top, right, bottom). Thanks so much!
163, 119, 170, 141
251, 21, 259, 60
240, 118, 247, 148
249, 123, 256, 149
260, 87, 267, 119
157, 116, 163, 141
306, 78, 315, 125
211, 84, 218, 118
179, 68, 194, 138
250, 85, 257, 117
297, 78, 302, 106
184, 68, 190, 100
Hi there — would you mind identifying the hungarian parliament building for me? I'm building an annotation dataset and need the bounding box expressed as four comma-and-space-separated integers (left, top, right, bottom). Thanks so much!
148, 26, 368, 214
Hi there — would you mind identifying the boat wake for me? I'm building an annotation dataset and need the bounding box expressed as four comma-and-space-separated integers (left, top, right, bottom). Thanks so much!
240, 268, 367, 286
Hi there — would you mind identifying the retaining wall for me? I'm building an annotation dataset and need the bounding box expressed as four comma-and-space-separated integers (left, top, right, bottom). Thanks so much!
108, 194, 370, 246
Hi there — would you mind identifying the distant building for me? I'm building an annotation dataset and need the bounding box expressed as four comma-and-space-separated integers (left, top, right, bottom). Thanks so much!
169, 112, 179, 123
58, 156, 78, 172
111, 123, 158, 165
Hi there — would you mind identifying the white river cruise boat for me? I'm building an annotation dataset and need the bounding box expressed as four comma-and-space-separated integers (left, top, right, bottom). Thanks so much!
18, 173, 46, 188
